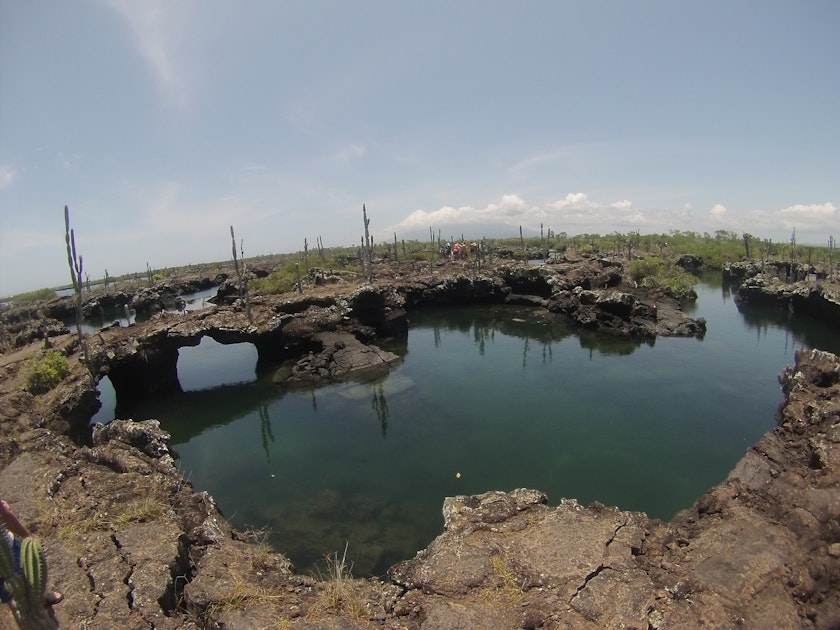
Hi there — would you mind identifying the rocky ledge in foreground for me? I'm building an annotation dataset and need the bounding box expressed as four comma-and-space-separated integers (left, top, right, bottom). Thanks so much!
0, 347, 837, 629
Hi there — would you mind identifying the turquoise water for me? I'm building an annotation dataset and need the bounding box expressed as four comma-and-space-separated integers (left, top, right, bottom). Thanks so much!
98, 273, 840, 576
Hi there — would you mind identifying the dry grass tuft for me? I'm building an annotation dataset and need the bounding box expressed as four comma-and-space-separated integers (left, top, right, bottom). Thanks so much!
478, 554, 528, 603
312, 542, 368, 619
489, 554, 520, 589
204, 577, 287, 617
112, 495, 167, 526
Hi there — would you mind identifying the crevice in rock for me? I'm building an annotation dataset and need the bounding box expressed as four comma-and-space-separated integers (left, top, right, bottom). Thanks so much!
569, 564, 610, 603
77, 554, 104, 618
110, 532, 137, 613
605, 518, 628, 549
159, 533, 194, 615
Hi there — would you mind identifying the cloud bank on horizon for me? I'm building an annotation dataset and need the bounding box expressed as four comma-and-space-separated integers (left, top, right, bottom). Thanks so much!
389, 194, 838, 241
1, 1, 838, 295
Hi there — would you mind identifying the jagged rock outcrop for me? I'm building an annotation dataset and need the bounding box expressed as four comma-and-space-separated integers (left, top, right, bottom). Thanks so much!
397, 262, 704, 340
723, 259, 816, 283
676, 253, 704, 272
736, 274, 840, 329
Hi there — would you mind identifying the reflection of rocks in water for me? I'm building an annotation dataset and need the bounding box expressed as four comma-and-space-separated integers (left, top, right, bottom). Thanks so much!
270, 360, 296, 383
338, 373, 414, 400
578, 329, 650, 357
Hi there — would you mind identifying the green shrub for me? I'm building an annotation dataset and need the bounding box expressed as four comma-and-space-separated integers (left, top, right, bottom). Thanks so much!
10, 288, 56, 305
250, 266, 298, 295
251, 257, 357, 295
22, 350, 70, 394
626, 256, 697, 300
625, 257, 666, 283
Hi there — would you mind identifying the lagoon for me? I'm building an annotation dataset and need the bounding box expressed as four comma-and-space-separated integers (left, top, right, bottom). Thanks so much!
93, 272, 840, 576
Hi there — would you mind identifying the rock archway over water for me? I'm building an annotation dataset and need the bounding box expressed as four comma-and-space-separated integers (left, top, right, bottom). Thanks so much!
97, 263, 705, 408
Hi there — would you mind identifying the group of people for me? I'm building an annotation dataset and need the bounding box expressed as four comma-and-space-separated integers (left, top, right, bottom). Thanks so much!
439, 240, 479, 261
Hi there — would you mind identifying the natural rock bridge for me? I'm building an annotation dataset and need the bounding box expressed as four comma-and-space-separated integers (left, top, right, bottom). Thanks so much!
95, 261, 706, 409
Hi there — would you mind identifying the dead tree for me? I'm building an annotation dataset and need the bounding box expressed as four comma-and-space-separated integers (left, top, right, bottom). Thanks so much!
742, 233, 752, 259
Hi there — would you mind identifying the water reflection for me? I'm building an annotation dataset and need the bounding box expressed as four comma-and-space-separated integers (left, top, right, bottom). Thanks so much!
259, 404, 275, 464
734, 301, 838, 353
578, 330, 650, 357
101, 275, 840, 577
417, 304, 651, 361
116, 382, 274, 442
371, 382, 389, 437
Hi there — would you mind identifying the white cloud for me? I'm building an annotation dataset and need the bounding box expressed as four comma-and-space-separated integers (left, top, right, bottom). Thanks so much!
748, 202, 838, 234
104, 1, 191, 109
709, 204, 727, 221
776, 202, 837, 227
548, 193, 596, 211
0, 165, 17, 191
392, 193, 648, 235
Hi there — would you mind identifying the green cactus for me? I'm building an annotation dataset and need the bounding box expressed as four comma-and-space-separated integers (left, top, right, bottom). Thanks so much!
20, 537, 47, 610
0, 525, 56, 629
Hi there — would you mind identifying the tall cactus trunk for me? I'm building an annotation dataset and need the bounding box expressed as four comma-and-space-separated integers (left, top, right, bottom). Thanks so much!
64, 206, 95, 386
230, 226, 252, 323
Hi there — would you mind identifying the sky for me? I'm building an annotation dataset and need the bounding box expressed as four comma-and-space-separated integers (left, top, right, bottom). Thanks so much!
1, 1, 838, 296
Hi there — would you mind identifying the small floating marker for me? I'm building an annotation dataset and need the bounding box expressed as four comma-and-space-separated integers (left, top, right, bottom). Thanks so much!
455, 472, 461, 479
270, 474, 276, 478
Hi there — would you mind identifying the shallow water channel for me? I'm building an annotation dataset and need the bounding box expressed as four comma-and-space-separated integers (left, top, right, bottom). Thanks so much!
92, 272, 840, 576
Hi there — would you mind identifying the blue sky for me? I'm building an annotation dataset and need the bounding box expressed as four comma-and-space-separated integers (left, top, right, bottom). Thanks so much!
1, 1, 838, 296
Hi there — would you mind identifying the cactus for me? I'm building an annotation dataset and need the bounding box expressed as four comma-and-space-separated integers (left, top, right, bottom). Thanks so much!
229, 225, 253, 322
20, 537, 47, 610
0, 526, 56, 629
64, 205, 96, 386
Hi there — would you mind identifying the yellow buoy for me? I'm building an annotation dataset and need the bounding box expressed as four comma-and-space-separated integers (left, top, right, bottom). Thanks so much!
455, 472, 461, 479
